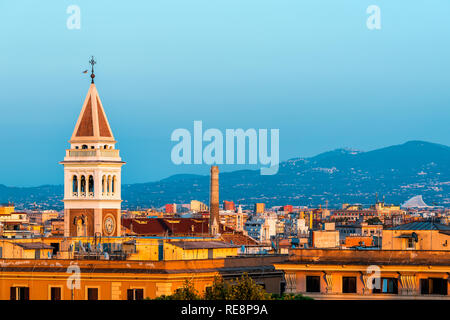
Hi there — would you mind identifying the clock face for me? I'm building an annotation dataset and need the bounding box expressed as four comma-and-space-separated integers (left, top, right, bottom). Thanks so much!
104, 216, 115, 235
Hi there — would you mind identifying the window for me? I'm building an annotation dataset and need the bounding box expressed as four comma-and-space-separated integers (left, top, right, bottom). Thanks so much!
82, 145, 88, 149
372, 278, 398, 294
280, 282, 286, 294
421, 278, 448, 295
10, 287, 29, 300
50, 287, 61, 300
80, 176, 86, 194
88, 175, 94, 194
342, 277, 357, 293
87, 288, 98, 300
127, 288, 144, 300
72, 176, 78, 194
306, 276, 321, 293
407, 238, 415, 249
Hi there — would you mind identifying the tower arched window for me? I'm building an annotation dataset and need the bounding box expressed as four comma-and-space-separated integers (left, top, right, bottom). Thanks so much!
88, 175, 94, 196
72, 175, 78, 195
112, 176, 116, 194
80, 175, 86, 195
107, 175, 111, 193
82, 145, 88, 149
102, 176, 105, 194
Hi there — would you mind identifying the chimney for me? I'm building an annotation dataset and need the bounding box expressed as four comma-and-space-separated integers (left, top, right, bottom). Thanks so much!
209, 165, 219, 236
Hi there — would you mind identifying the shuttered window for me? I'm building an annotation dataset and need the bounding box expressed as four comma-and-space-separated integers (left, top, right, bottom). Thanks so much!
306, 276, 321, 293
10, 287, 29, 300
342, 277, 357, 293
51, 287, 61, 300
127, 288, 144, 300
87, 288, 98, 300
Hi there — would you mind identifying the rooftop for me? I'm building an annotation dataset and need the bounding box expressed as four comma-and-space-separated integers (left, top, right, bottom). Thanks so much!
70, 83, 115, 143
14, 242, 54, 250
0, 255, 286, 275
122, 218, 211, 236
168, 241, 239, 250
285, 248, 450, 266
387, 221, 450, 231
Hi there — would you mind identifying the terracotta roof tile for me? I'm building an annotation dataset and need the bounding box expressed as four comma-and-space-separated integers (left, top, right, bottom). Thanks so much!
75, 97, 94, 136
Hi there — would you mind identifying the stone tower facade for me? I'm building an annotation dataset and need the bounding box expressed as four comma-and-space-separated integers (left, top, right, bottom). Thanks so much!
61, 83, 125, 237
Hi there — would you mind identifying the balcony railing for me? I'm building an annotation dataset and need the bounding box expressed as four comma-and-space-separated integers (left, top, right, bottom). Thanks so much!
67, 149, 120, 158
70, 192, 95, 198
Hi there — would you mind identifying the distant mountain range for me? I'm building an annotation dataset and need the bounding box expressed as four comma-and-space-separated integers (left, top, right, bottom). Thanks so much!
1, 141, 449, 210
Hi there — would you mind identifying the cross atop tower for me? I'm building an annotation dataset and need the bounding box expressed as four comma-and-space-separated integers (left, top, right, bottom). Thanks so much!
89, 56, 96, 83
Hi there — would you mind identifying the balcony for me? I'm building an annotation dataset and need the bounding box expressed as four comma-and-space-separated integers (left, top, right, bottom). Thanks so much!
68, 149, 120, 157
64, 149, 122, 162
71, 192, 95, 198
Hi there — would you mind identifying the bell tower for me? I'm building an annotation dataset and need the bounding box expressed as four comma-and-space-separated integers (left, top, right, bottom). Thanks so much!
61, 57, 125, 237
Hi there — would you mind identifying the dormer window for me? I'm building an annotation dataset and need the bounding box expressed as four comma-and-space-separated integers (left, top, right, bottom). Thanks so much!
82, 145, 88, 149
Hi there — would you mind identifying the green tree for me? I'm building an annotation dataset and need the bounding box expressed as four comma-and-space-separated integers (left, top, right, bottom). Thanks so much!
156, 279, 201, 300
204, 276, 231, 300
156, 273, 275, 300
227, 273, 270, 300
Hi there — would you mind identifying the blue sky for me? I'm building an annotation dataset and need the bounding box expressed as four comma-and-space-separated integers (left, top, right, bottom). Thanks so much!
1, 0, 449, 186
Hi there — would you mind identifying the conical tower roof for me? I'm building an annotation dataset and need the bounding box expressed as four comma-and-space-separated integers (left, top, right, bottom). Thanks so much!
70, 83, 116, 143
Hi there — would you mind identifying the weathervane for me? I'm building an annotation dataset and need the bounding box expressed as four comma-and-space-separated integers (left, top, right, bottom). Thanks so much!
89, 56, 96, 83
